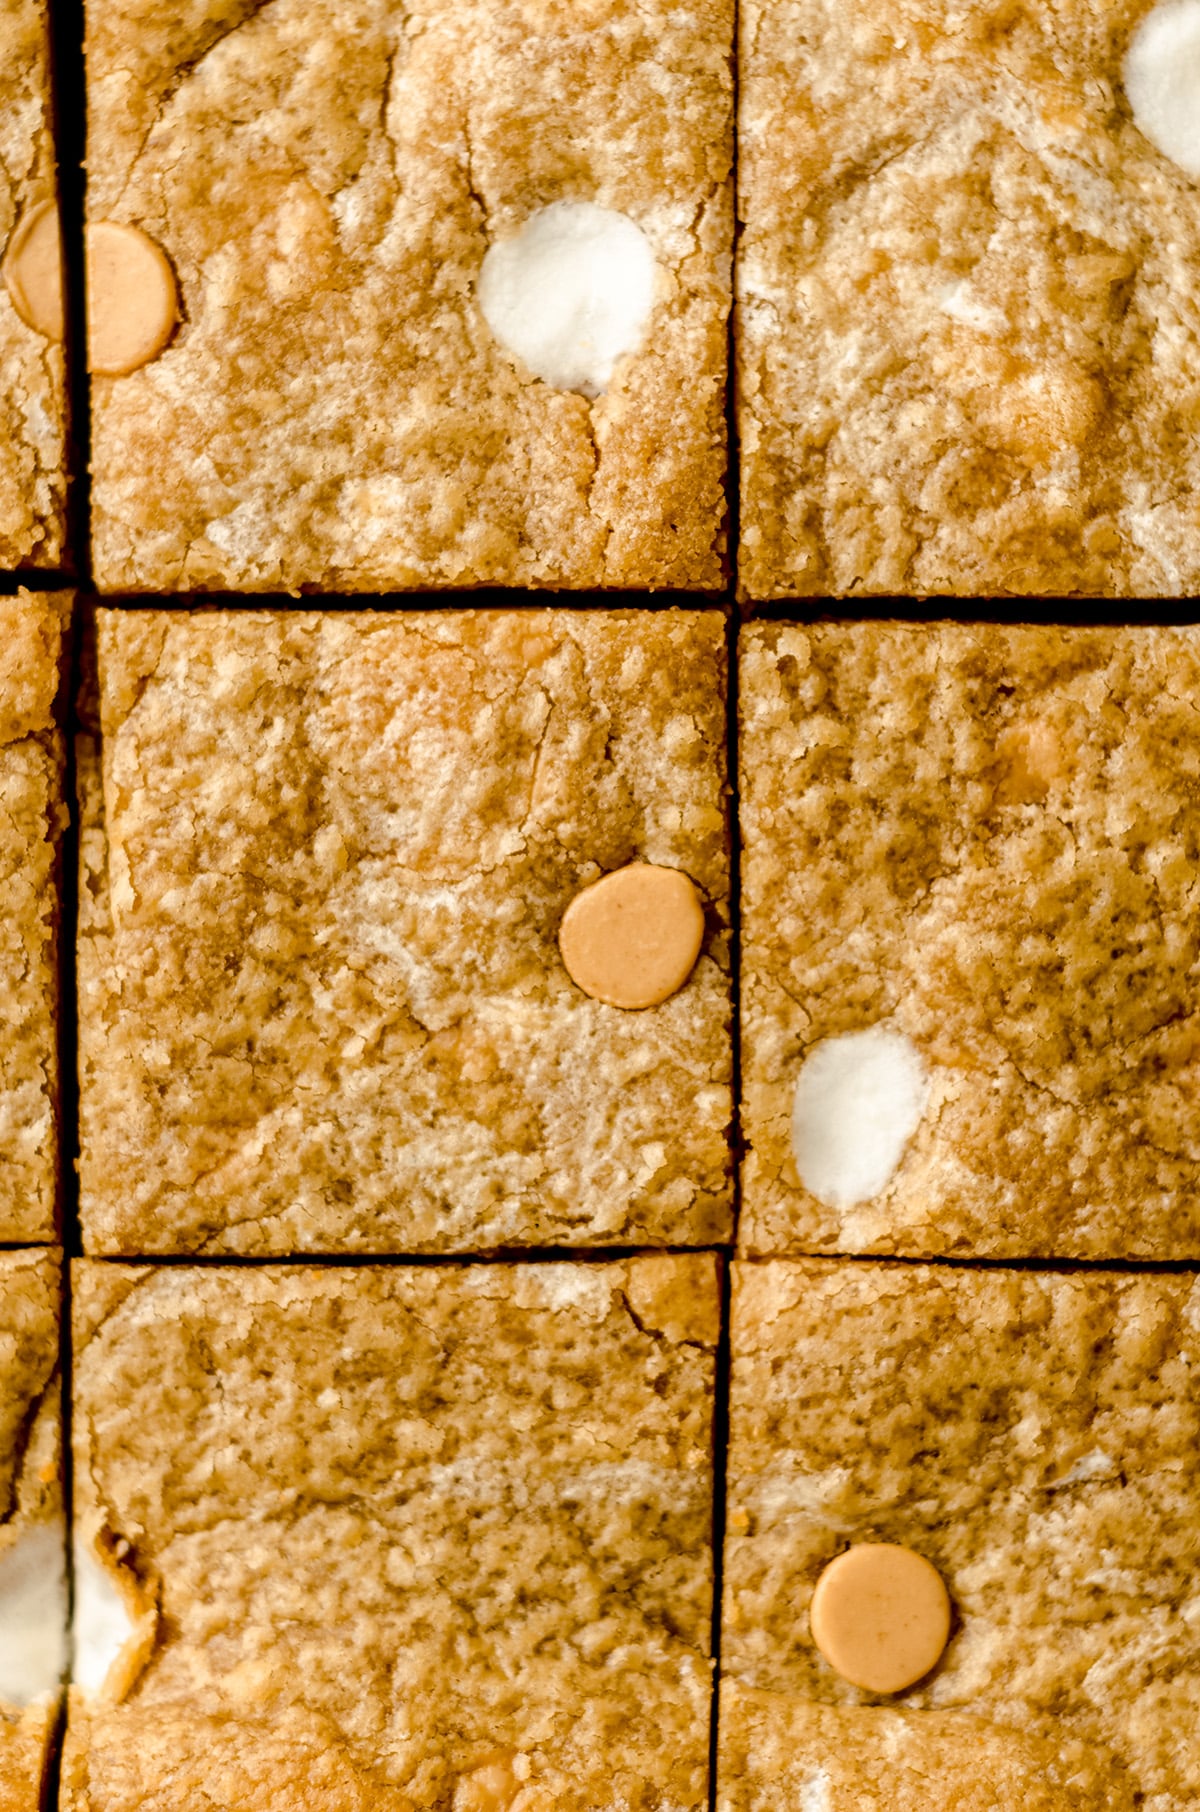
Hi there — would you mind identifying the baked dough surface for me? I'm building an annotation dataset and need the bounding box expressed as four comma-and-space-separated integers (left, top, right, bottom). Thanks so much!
0, 594, 67, 1244
0, 1250, 63, 1812
718, 1690, 1136, 1812
737, 0, 1200, 598
79, 607, 732, 1255
65, 1257, 718, 1812
721, 1260, 1200, 1807
740, 619, 1200, 1259
0, 0, 67, 569
86, 0, 733, 592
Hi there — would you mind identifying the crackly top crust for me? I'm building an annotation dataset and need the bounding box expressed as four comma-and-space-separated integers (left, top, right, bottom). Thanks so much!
717, 1690, 1136, 1812
722, 1260, 1200, 1807
66, 1256, 718, 1812
740, 619, 1200, 1260
737, 0, 1200, 599
0, 593, 67, 1245
0, 0, 67, 570
86, 0, 733, 593
0, 592, 63, 745
78, 608, 732, 1255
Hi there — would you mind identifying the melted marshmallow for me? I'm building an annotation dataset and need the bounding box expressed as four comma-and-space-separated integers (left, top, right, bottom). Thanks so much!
1125, 0, 1200, 177
791, 1026, 928, 1209
0, 1523, 68, 1705
477, 201, 656, 397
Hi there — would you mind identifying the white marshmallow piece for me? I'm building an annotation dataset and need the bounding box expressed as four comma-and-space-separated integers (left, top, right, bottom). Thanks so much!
71, 1544, 136, 1696
0, 1523, 68, 1706
791, 1026, 928, 1209
1124, 0, 1200, 177
477, 201, 657, 398
800, 1772, 833, 1812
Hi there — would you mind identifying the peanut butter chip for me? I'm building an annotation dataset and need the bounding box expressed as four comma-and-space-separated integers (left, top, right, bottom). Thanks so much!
810, 1544, 951, 1694
86, 221, 177, 376
558, 863, 705, 1010
3, 201, 64, 340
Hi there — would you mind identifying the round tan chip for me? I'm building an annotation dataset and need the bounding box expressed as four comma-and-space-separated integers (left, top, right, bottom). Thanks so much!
558, 862, 705, 1010
86, 221, 178, 376
3, 201, 64, 341
810, 1543, 951, 1694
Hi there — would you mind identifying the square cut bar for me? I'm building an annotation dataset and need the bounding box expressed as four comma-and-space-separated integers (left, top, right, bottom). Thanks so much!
719, 1259, 1200, 1810
737, 0, 1200, 599
0, 594, 67, 1245
740, 619, 1200, 1260
64, 1256, 719, 1812
85, 0, 733, 593
0, 0, 67, 570
0, 1251, 65, 1812
78, 607, 732, 1256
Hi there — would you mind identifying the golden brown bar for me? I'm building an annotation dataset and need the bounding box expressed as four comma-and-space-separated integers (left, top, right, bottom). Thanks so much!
86, 0, 733, 593
0, 594, 67, 1245
65, 1257, 718, 1812
0, 1250, 65, 1809
739, 619, 1200, 1260
78, 608, 732, 1254
737, 0, 1200, 599
0, 0, 67, 570
719, 1259, 1200, 1809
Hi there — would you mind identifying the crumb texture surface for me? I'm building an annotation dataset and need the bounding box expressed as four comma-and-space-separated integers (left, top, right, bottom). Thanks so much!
737, 0, 1200, 599
0, 0, 66, 568
66, 1257, 718, 1812
79, 608, 732, 1257
0, 1704, 52, 1812
718, 1690, 1136, 1812
0, 593, 66, 1245
0, 1249, 63, 1811
86, 0, 733, 593
740, 620, 1200, 1259
723, 1260, 1200, 1808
